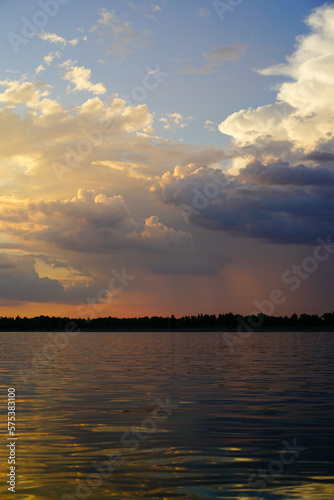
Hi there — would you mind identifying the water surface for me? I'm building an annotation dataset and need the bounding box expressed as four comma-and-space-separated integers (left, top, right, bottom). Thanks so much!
0, 331, 333, 499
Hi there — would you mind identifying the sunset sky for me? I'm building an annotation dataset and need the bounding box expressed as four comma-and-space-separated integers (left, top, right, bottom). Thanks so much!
1, 0, 334, 318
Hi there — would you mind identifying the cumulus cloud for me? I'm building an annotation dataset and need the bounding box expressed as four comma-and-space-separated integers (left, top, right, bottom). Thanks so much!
0, 65, 234, 307
150, 160, 334, 244
219, 4, 334, 169
181, 45, 247, 74
0, 79, 50, 107
0, 74, 213, 195
0, 189, 194, 254
0, 72, 228, 292
60, 59, 106, 94
90, 9, 151, 60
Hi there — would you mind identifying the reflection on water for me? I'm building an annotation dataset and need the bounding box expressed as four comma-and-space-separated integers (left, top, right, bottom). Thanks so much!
0, 331, 333, 499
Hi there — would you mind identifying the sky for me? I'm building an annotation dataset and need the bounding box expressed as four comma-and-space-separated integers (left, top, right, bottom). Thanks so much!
0, 0, 334, 319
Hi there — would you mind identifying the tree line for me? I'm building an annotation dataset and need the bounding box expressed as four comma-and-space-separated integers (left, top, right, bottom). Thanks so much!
0, 312, 333, 331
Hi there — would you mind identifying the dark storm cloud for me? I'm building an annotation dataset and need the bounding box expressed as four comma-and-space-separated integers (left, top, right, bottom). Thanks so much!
240, 160, 334, 186
151, 161, 334, 244
303, 151, 334, 164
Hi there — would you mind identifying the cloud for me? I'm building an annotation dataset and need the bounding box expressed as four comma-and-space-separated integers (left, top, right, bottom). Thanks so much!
35, 64, 45, 75
0, 189, 194, 256
0, 79, 50, 107
239, 159, 334, 186
90, 9, 151, 60
219, 4, 334, 169
204, 120, 216, 132
0, 64, 234, 308
303, 150, 334, 164
38, 31, 67, 45
38, 31, 79, 47
150, 159, 334, 244
0, 253, 65, 303
0, 77, 195, 187
0, 186, 219, 284
181, 44, 247, 74
44, 51, 62, 65
0, 252, 128, 304
60, 59, 106, 94
0, 72, 228, 288
159, 113, 193, 131
31, 254, 71, 270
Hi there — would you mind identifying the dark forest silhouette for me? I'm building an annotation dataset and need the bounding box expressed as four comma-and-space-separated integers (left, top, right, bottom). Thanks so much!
0, 312, 334, 331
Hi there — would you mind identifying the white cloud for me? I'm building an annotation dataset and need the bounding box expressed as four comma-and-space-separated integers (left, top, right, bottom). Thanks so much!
181, 45, 248, 74
60, 59, 106, 95
219, 4, 334, 170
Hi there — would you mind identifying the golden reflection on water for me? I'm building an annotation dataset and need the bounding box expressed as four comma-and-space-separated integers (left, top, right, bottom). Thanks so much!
0, 331, 333, 499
